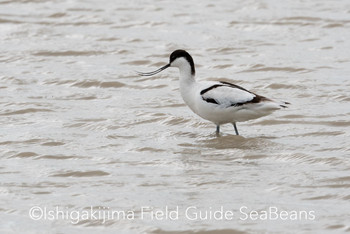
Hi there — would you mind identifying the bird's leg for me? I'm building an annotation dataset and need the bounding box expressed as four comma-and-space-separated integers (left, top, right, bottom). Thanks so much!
216, 125, 220, 135
233, 123, 239, 135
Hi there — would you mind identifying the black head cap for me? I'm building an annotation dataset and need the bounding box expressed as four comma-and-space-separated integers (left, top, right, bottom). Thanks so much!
169, 50, 195, 76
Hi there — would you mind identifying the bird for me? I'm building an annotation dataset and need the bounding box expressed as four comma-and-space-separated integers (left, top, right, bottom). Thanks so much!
137, 49, 289, 136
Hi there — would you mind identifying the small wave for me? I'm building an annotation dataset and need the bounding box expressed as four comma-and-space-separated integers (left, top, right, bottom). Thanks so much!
37, 155, 81, 160
161, 116, 191, 126
266, 83, 305, 89
256, 119, 350, 127
326, 224, 347, 230
243, 154, 267, 160
333, 95, 350, 102
71, 80, 125, 88
255, 120, 291, 125
320, 46, 333, 50
207, 47, 251, 54
213, 64, 233, 69
51, 170, 110, 177
67, 7, 104, 12
136, 147, 166, 153
323, 176, 350, 183
130, 117, 164, 126
280, 16, 323, 22
48, 13, 67, 18
304, 194, 336, 200
33, 50, 107, 57
0, 139, 41, 145
107, 134, 136, 140
299, 131, 344, 137
41, 141, 65, 146
96, 37, 120, 41
63, 121, 108, 131
323, 23, 344, 28
274, 153, 345, 166
198, 135, 278, 150
11, 152, 38, 158
281, 114, 305, 119
240, 64, 312, 73
150, 229, 247, 234
0, 17, 22, 24
300, 38, 319, 42
32, 191, 51, 195
1, 76, 27, 84
0, 108, 53, 116
127, 84, 168, 90
121, 60, 150, 65
229, 18, 327, 27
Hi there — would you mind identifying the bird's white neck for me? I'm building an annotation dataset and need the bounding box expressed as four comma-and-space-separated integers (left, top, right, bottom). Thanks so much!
178, 65, 197, 113
179, 65, 195, 84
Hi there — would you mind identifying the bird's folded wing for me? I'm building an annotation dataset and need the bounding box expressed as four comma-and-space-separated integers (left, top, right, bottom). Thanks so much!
201, 85, 256, 107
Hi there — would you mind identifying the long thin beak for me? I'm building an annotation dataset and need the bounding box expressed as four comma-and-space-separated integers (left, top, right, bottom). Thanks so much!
136, 64, 170, 76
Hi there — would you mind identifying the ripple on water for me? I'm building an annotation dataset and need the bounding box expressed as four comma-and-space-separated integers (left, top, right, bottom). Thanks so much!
121, 60, 151, 65
32, 50, 108, 57
10, 152, 38, 158
150, 229, 248, 234
71, 80, 125, 88
206, 47, 253, 54
255, 119, 350, 127
239, 64, 313, 73
161, 116, 191, 126
36, 155, 84, 160
135, 147, 167, 153
0, 108, 53, 116
41, 141, 65, 146
265, 83, 306, 90
0, 138, 42, 145
326, 225, 349, 231
192, 135, 280, 151
273, 153, 346, 166
43, 78, 126, 89
51, 170, 110, 177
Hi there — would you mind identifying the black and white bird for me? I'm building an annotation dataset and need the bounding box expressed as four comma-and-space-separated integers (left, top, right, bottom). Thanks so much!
137, 50, 288, 135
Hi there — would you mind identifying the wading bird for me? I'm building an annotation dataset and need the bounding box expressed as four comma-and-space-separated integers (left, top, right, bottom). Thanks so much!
137, 50, 288, 135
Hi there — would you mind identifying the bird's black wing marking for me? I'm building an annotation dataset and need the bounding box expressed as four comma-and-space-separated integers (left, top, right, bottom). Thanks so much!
200, 84, 225, 105
219, 81, 268, 106
219, 81, 252, 93
201, 81, 290, 108
200, 84, 225, 95
201, 82, 260, 106
204, 98, 219, 104
232, 95, 264, 106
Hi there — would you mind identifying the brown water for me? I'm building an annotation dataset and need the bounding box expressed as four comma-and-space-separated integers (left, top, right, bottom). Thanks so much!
1, 0, 350, 233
